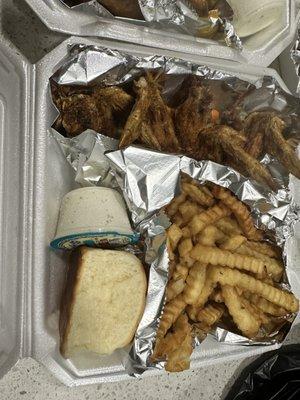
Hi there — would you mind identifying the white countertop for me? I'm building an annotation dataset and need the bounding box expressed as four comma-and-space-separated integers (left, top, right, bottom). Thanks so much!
0, 1, 299, 399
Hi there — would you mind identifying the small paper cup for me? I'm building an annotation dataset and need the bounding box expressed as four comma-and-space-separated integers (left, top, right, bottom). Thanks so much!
50, 187, 138, 250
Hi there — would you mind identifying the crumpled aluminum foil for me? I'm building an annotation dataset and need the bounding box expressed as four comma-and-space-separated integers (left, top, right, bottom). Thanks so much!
291, 15, 300, 95
50, 44, 300, 375
58, 0, 241, 48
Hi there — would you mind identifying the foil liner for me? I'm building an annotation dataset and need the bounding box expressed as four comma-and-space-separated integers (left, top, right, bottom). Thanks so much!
58, 0, 241, 48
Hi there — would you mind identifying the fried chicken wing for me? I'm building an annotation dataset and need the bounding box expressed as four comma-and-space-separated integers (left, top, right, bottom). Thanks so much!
175, 77, 213, 155
120, 73, 180, 152
54, 94, 115, 137
53, 84, 132, 138
245, 112, 300, 179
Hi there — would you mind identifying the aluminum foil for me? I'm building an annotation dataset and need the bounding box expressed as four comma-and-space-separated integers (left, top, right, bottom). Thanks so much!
58, 0, 241, 48
49, 44, 300, 375
291, 15, 300, 95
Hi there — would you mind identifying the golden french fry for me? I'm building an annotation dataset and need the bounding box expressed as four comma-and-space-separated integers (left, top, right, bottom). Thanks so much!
189, 203, 231, 236
166, 193, 187, 217
194, 268, 217, 308
159, 314, 190, 357
191, 323, 209, 342
178, 237, 193, 258
219, 235, 247, 251
182, 182, 214, 207
196, 225, 225, 247
179, 201, 204, 225
166, 278, 186, 301
192, 303, 224, 326
172, 263, 189, 281
241, 297, 270, 325
243, 292, 288, 317
210, 266, 299, 313
167, 264, 189, 302
190, 244, 266, 277
221, 285, 261, 338
152, 294, 186, 360
216, 217, 242, 236
165, 325, 193, 372
156, 294, 186, 340
167, 224, 183, 250
212, 186, 262, 241
236, 244, 283, 281
182, 262, 207, 305
246, 241, 280, 259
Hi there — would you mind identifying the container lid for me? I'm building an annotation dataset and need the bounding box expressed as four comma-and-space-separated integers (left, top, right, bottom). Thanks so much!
0, 37, 32, 379
24, 0, 296, 67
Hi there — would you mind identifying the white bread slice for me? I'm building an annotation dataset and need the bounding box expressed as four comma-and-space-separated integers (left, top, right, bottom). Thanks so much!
60, 247, 147, 358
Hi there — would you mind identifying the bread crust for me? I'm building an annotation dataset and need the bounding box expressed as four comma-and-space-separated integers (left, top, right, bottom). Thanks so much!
60, 247, 147, 357
59, 247, 86, 357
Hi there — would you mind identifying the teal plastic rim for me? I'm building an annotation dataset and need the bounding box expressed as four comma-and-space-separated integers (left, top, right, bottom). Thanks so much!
50, 231, 140, 250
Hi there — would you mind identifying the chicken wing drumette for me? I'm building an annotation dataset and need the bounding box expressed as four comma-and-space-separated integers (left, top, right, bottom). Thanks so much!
53, 85, 132, 138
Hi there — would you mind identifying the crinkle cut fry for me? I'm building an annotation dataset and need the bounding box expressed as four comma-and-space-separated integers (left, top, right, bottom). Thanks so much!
167, 223, 183, 250
166, 263, 189, 301
190, 244, 266, 277
210, 266, 299, 313
246, 241, 280, 259
158, 314, 190, 357
152, 294, 186, 360
219, 235, 247, 251
235, 244, 283, 281
194, 267, 217, 308
182, 262, 207, 305
181, 182, 214, 207
216, 217, 242, 236
189, 203, 231, 236
221, 285, 261, 338
188, 302, 224, 326
196, 225, 225, 247
166, 193, 187, 217
165, 325, 193, 373
243, 291, 288, 317
212, 186, 262, 241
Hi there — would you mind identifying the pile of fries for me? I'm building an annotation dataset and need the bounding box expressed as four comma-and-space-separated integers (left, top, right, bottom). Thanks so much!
151, 176, 299, 372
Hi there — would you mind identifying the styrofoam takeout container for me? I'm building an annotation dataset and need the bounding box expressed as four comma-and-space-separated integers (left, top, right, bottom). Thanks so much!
24, 0, 296, 67
1, 34, 300, 387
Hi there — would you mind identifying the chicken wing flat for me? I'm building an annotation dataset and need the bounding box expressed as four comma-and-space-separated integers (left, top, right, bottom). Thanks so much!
120, 73, 180, 152
195, 126, 277, 190
245, 112, 300, 179
217, 126, 278, 191
175, 77, 213, 155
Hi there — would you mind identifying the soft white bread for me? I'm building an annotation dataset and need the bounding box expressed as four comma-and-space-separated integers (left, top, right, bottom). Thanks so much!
60, 247, 147, 358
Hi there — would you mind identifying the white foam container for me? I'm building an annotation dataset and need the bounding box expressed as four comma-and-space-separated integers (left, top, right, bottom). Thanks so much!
1, 34, 300, 387
24, 0, 297, 67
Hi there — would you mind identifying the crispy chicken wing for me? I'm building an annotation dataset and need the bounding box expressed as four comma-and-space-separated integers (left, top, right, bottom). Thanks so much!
120, 73, 180, 152
175, 77, 213, 155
